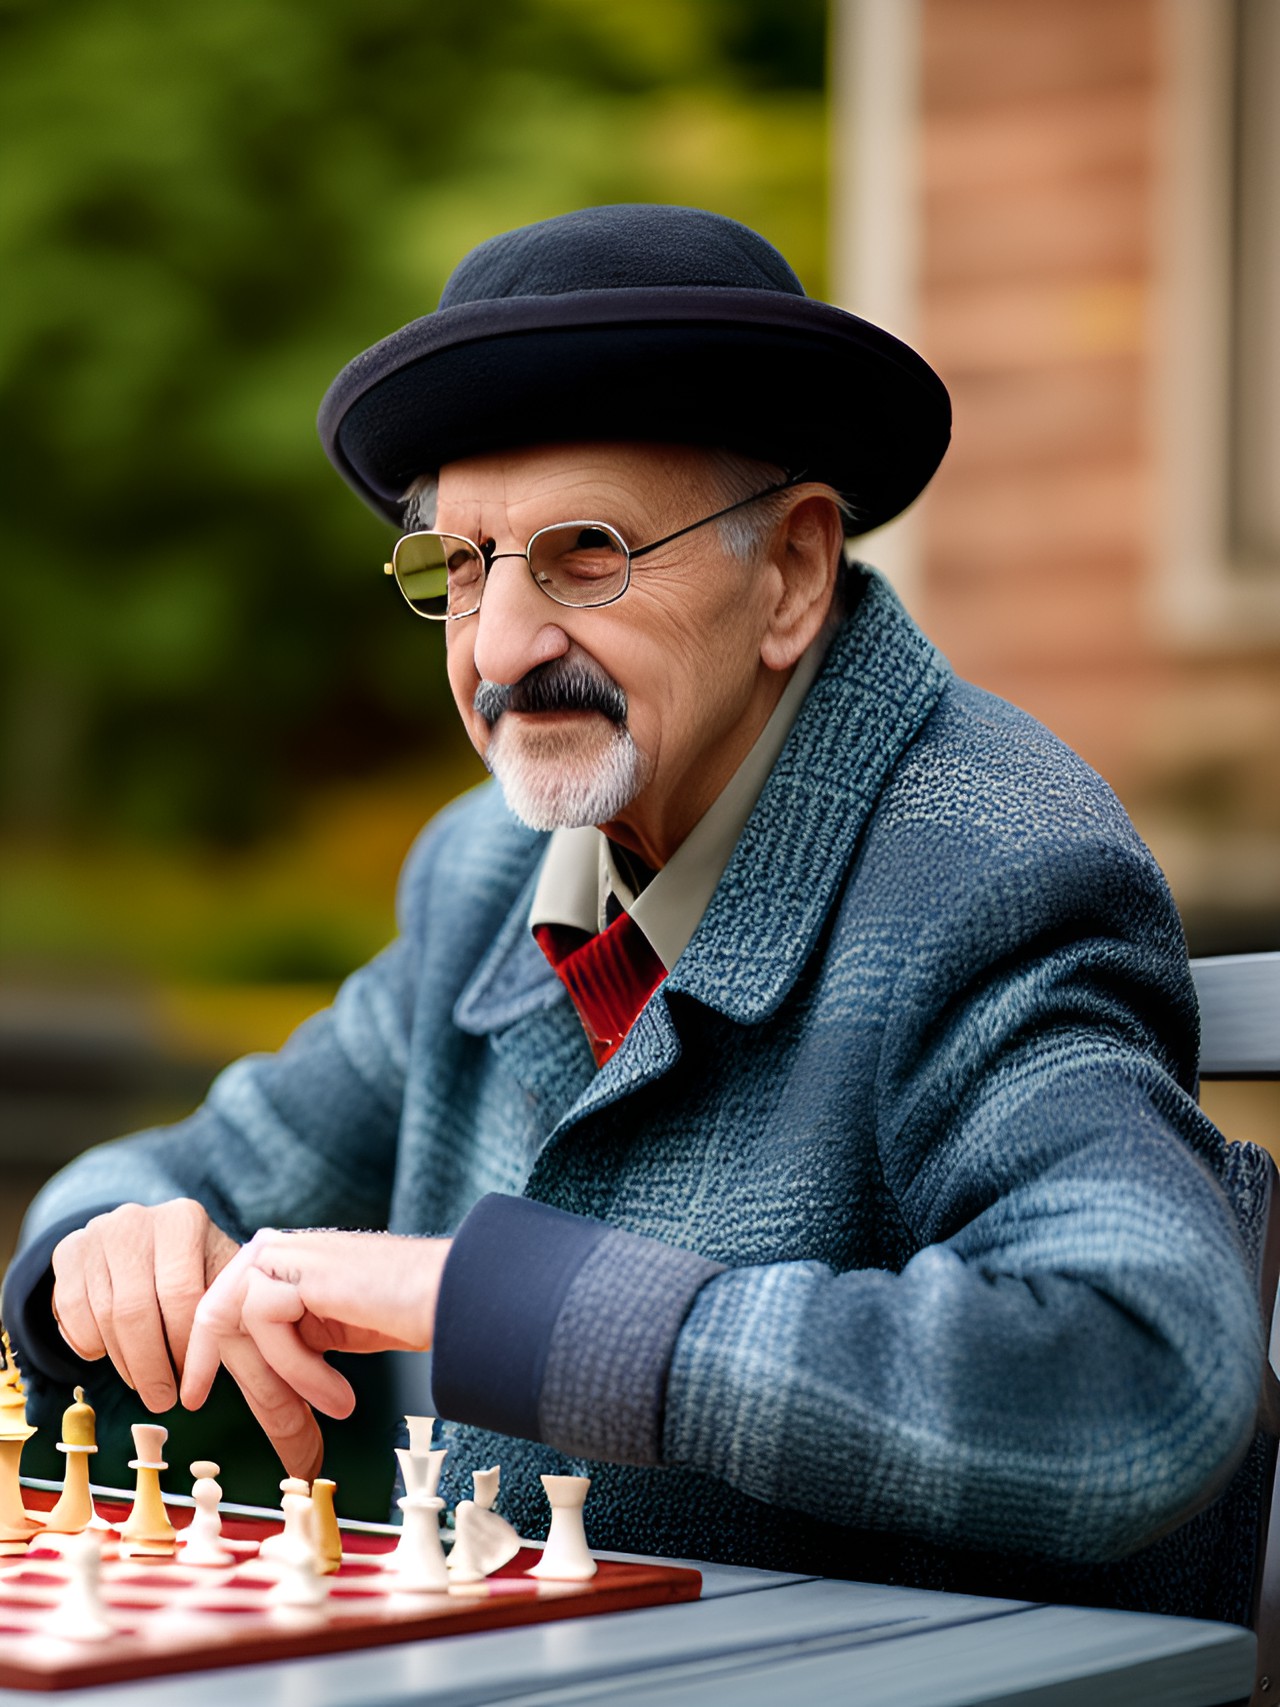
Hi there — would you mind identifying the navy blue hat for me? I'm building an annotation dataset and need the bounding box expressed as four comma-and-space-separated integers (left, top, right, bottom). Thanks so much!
318, 205, 950, 536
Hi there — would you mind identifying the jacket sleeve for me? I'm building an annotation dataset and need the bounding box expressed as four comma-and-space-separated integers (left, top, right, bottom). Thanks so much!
1, 808, 446, 1380
432, 816, 1265, 1565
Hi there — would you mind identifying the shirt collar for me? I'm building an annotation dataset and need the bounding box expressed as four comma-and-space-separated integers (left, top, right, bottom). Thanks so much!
529, 635, 828, 971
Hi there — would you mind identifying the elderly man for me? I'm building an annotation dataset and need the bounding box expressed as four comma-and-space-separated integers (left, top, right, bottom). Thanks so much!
3, 206, 1270, 1621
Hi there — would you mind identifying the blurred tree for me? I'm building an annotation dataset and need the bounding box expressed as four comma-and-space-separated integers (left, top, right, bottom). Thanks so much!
0, 0, 827, 848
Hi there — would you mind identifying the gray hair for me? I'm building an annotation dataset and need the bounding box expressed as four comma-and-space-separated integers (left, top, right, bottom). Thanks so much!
402, 473, 439, 532
400, 452, 857, 565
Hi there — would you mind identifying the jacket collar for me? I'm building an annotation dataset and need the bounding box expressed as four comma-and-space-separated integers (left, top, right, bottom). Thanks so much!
525, 635, 828, 972
668, 569, 949, 1022
454, 570, 949, 1043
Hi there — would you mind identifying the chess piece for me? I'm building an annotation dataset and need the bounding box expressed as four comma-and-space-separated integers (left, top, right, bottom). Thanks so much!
529, 1474, 596, 1580
259, 1477, 312, 1564
390, 1445, 448, 1592
181, 1460, 234, 1567
43, 1528, 118, 1642
448, 1466, 521, 1583
0, 1430, 40, 1550
0, 1330, 30, 1434
119, 1424, 177, 1556
393, 1434, 440, 1501
405, 1414, 435, 1457
310, 1477, 343, 1575
0, 1330, 41, 1548
266, 1492, 328, 1609
43, 1388, 99, 1534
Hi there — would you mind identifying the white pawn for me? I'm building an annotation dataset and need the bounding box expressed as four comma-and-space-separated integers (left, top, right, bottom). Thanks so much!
266, 1494, 328, 1609
448, 1466, 522, 1583
43, 1529, 118, 1642
390, 1446, 448, 1592
529, 1474, 596, 1581
258, 1477, 312, 1565
181, 1461, 234, 1568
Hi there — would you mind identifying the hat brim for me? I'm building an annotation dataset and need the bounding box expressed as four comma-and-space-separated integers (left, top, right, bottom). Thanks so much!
318, 287, 950, 537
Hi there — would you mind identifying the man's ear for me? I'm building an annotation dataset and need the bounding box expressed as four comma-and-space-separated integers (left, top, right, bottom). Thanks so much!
759, 493, 844, 671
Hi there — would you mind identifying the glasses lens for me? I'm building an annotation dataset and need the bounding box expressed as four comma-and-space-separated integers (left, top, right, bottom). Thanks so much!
392, 533, 485, 619
528, 523, 629, 608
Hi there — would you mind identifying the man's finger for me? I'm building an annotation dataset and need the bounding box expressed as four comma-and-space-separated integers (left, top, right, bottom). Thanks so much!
52, 1282, 107, 1362
237, 1268, 355, 1415
190, 1260, 356, 1418
179, 1244, 259, 1409
202, 1220, 240, 1288
298, 1315, 419, 1356
217, 1337, 325, 1481
80, 1233, 135, 1391
179, 1318, 222, 1412
151, 1201, 219, 1377
100, 1223, 176, 1412
51, 1232, 108, 1363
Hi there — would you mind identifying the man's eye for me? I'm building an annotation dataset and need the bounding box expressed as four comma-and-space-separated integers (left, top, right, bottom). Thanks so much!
573, 527, 614, 550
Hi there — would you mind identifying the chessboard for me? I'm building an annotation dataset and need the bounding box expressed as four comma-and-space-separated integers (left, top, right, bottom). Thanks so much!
0, 1485, 701, 1693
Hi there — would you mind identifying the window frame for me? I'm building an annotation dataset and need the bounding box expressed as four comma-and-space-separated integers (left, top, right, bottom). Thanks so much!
1153, 0, 1280, 643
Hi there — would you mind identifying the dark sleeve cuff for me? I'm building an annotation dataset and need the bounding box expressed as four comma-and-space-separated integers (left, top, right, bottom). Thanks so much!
432, 1194, 723, 1465
432, 1195, 611, 1441
0, 1206, 120, 1387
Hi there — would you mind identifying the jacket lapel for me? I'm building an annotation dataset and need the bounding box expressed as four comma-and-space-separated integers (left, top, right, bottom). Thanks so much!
453, 863, 559, 1035
667, 570, 949, 1024
452, 864, 595, 1116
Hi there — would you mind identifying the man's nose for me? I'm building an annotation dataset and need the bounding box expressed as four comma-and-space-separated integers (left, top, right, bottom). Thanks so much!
470, 554, 570, 686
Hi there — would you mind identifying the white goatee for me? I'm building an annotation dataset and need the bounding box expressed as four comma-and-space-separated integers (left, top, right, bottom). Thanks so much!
485, 715, 648, 830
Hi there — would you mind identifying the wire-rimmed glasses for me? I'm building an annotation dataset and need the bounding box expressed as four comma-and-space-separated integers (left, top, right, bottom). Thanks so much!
383, 474, 803, 620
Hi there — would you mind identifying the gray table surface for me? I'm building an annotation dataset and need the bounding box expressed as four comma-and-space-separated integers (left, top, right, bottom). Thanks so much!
0, 1545, 1254, 1707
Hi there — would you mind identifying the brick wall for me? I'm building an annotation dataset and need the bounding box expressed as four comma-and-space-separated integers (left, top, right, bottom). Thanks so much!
912, 0, 1280, 950
916, 0, 1160, 796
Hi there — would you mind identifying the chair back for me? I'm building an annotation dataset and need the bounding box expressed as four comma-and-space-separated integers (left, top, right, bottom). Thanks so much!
1191, 952, 1280, 1707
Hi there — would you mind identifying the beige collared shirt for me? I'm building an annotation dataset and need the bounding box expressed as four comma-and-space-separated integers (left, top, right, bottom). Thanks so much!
528, 637, 828, 971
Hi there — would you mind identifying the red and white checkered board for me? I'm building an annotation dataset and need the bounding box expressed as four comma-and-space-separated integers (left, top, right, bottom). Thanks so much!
0, 1488, 700, 1692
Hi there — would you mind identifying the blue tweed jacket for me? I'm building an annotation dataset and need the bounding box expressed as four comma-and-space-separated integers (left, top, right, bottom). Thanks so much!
9, 569, 1270, 1620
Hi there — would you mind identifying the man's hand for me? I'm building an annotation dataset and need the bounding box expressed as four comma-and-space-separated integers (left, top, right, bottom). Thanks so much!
180, 1229, 450, 1478
51, 1200, 239, 1413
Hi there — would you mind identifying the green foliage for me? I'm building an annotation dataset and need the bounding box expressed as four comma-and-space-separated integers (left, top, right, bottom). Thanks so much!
0, 0, 827, 849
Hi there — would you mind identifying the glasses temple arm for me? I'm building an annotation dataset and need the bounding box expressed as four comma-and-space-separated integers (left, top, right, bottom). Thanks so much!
628, 473, 808, 562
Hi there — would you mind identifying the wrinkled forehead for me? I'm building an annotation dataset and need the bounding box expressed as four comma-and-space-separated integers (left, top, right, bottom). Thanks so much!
433, 442, 727, 536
